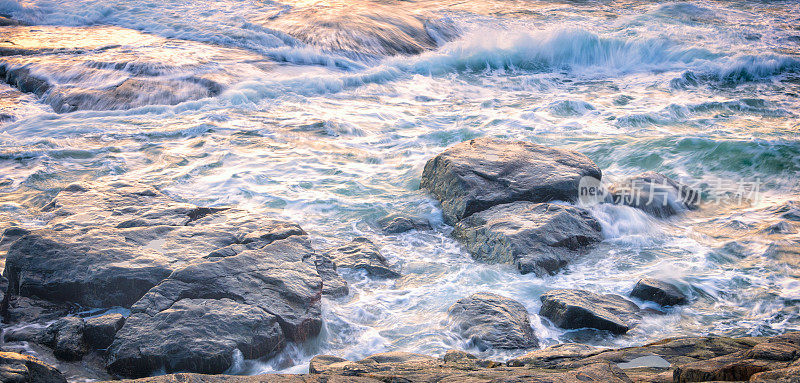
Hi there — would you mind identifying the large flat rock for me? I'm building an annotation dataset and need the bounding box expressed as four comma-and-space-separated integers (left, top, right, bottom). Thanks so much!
3, 181, 306, 309
107, 236, 323, 377
453, 201, 602, 275
447, 292, 538, 350
421, 137, 602, 225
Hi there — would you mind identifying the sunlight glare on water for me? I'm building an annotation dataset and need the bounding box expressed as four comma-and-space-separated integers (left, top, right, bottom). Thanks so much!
1, 0, 799, 378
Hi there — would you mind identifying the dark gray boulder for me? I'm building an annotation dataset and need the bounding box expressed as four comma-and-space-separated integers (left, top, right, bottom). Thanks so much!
107, 298, 285, 377
84, 313, 126, 349
378, 215, 431, 234
447, 293, 538, 350
540, 289, 641, 334
3, 181, 306, 308
630, 278, 688, 307
42, 316, 88, 361
608, 172, 700, 218
107, 236, 322, 377
325, 237, 400, 279
453, 202, 603, 276
0, 351, 67, 383
315, 252, 349, 298
420, 137, 602, 224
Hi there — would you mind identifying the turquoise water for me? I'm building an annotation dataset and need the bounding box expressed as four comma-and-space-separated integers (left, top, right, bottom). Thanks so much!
1, 0, 799, 379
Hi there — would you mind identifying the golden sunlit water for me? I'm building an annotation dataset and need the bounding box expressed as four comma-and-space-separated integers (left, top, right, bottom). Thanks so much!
1, 0, 799, 380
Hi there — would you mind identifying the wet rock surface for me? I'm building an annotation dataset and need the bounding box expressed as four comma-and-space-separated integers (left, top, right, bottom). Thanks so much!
0, 180, 325, 378
453, 201, 602, 275
0, 351, 67, 383
0, 26, 272, 113
3, 181, 306, 308
608, 172, 700, 218
378, 215, 431, 234
540, 289, 641, 334
41, 316, 88, 361
107, 236, 322, 377
447, 292, 538, 350
420, 137, 602, 225
83, 313, 125, 350
325, 237, 400, 278
630, 278, 688, 307
29, 332, 792, 383
108, 298, 286, 378
261, 1, 457, 58
314, 252, 349, 298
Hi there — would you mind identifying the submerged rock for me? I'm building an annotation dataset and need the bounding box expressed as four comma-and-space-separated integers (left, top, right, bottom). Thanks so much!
325, 237, 400, 278
0, 351, 67, 383
608, 172, 700, 218
0, 26, 272, 113
107, 236, 322, 377
540, 289, 641, 334
630, 278, 688, 307
420, 137, 602, 225
262, 2, 457, 58
447, 292, 538, 350
453, 202, 602, 276
378, 215, 431, 234
3, 181, 306, 308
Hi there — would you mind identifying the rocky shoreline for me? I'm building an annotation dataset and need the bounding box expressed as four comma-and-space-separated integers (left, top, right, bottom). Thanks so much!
3, 331, 800, 382
1, 137, 798, 382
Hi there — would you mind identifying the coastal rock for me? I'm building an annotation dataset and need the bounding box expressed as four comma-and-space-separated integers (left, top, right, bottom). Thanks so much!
608, 172, 700, 218
673, 334, 800, 382
3, 181, 306, 308
263, 3, 457, 58
92, 333, 800, 383
107, 236, 322, 377
1, 296, 72, 324
308, 355, 350, 374
453, 202, 602, 276
325, 237, 400, 278
84, 313, 126, 350
540, 289, 641, 334
0, 26, 272, 113
42, 316, 88, 361
308, 352, 631, 383
507, 343, 602, 367
420, 137, 602, 224
447, 292, 538, 350
378, 215, 431, 234
315, 252, 349, 298
107, 298, 286, 378
0, 351, 67, 383
630, 278, 688, 307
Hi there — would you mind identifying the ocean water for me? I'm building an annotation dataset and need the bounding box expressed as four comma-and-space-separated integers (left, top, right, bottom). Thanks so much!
1, 0, 799, 380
